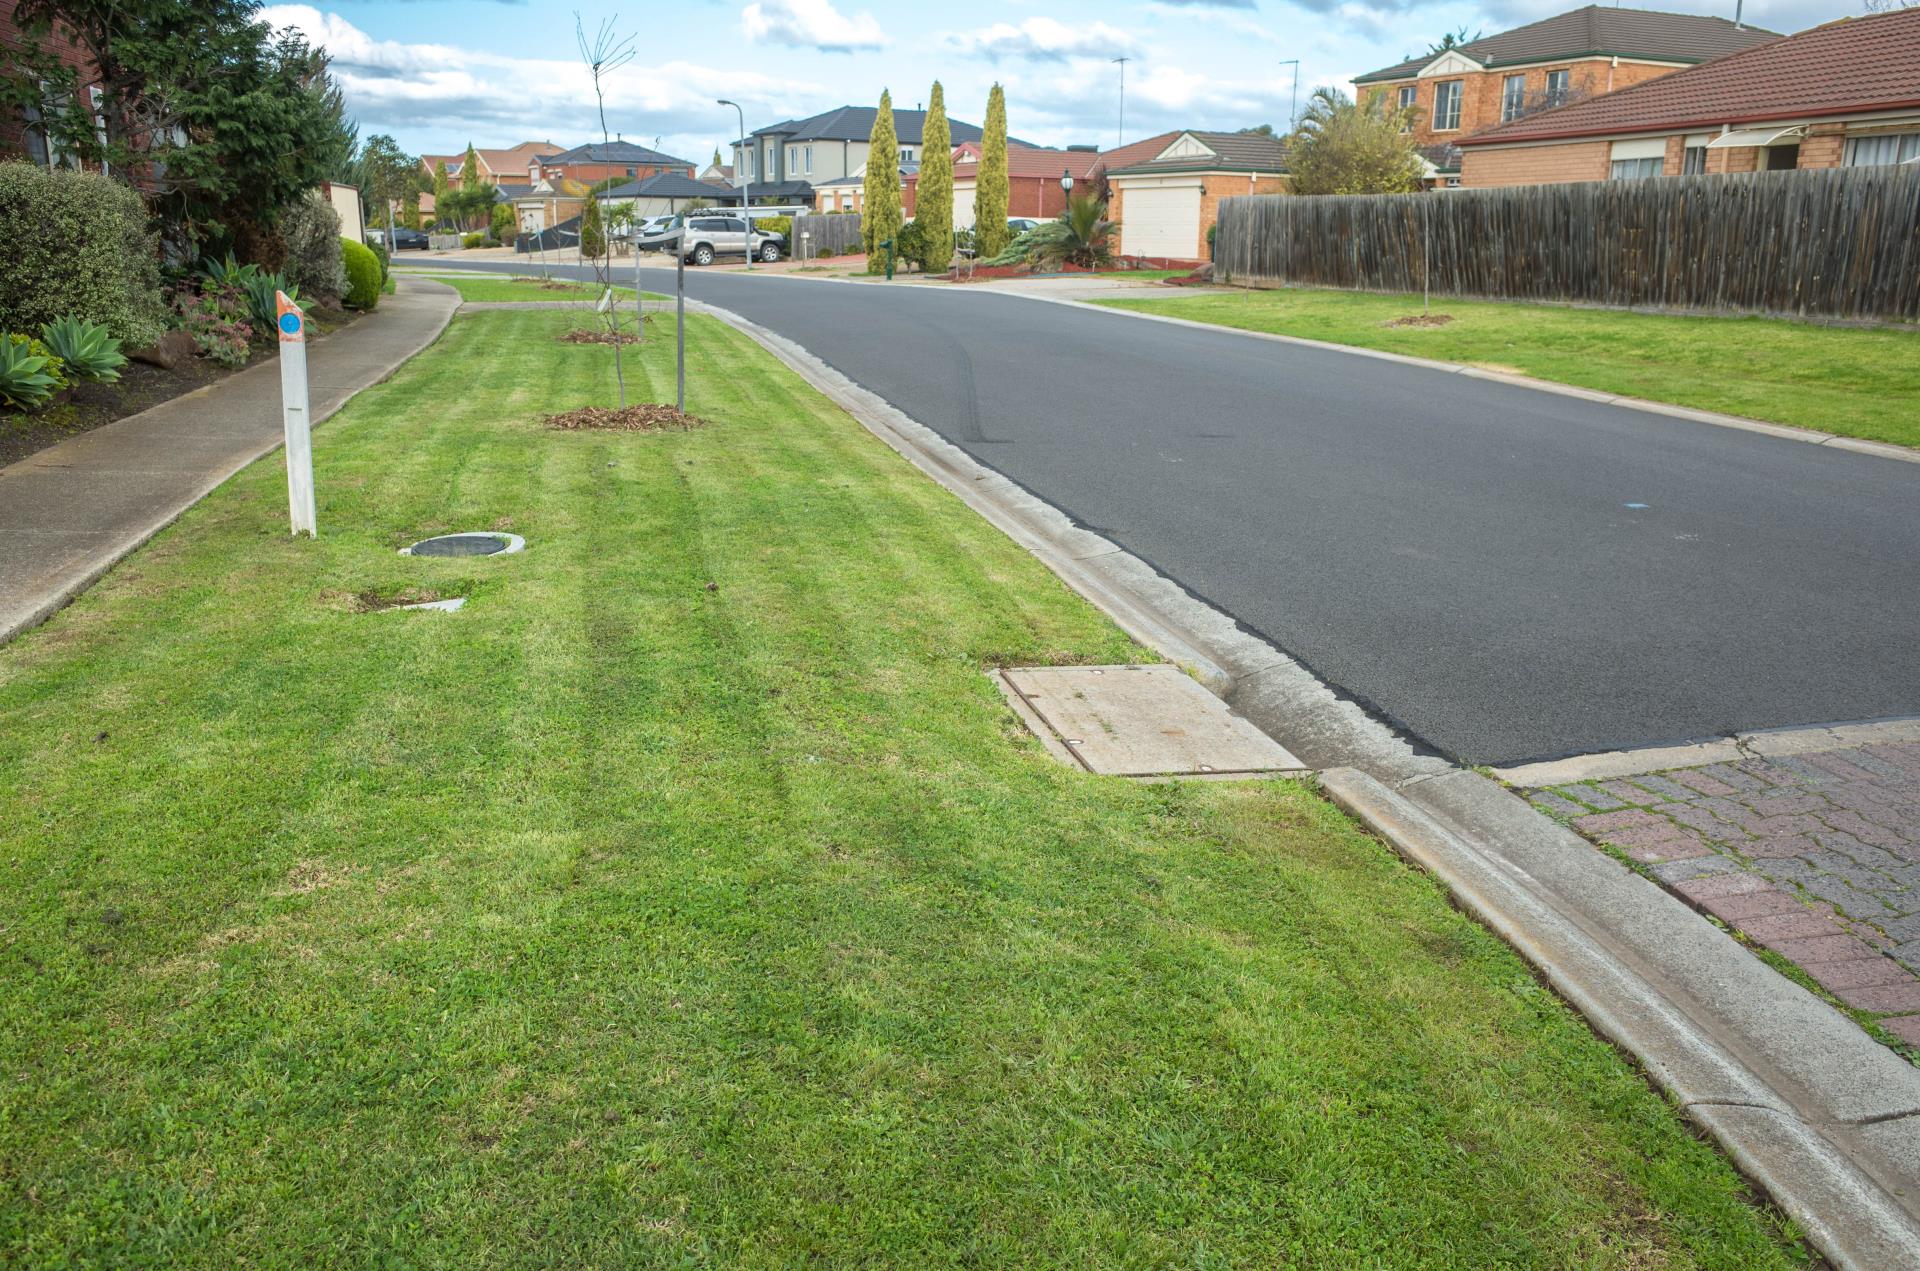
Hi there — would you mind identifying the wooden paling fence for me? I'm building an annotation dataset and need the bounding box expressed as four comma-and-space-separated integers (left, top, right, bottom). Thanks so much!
791, 213, 863, 259
1214, 166, 1920, 321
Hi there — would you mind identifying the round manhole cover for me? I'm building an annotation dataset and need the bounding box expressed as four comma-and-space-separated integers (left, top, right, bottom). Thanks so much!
401, 532, 525, 557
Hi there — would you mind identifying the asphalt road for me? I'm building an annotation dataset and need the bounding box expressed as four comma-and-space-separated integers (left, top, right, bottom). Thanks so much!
418, 259, 1920, 765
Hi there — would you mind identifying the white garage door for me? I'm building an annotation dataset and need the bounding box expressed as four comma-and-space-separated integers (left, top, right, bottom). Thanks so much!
1121, 186, 1200, 259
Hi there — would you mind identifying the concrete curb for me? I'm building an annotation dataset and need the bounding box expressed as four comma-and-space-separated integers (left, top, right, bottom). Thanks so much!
1320, 767, 1920, 1270
688, 294, 1920, 1265
0, 280, 459, 648
1495, 715, 1920, 786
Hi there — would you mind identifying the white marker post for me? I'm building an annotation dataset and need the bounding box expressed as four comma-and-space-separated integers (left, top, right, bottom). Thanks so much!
276, 291, 317, 537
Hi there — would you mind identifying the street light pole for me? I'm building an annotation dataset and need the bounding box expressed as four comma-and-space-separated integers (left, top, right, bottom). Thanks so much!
1278, 59, 1301, 133
1111, 56, 1130, 149
718, 98, 751, 272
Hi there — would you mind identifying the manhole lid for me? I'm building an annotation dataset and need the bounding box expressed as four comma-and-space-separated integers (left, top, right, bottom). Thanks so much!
996, 664, 1305, 778
400, 532, 525, 557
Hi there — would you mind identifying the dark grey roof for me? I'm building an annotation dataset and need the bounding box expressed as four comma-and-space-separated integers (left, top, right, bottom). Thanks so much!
536, 140, 696, 167
494, 183, 533, 201
1417, 143, 1461, 174
1108, 130, 1290, 176
1355, 5, 1779, 83
599, 172, 736, 200
750, 105, 986, 146
735, 179, 815, 201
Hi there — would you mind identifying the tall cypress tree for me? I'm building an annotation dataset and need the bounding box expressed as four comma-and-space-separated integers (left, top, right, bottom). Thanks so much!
862, 89, 903, 275
973, 83, 1010, 259
461, 141, 483, 190
430, 161, 449, 229
917, 81, 954, 274
580, 190, 606, 261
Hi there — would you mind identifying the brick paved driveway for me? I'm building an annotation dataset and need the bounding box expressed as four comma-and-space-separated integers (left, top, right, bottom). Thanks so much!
1526, 741, 1920, 1051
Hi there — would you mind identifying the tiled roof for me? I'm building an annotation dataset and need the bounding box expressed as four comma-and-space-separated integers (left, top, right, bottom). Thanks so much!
1090, 131, 1183, 174
476, 141, 554, 176
599, 173, 737, 200
1355, 4, 1779, 83
1108, 130, 1290, 175
752, 105, 987, 146
1459, 9, 1920, 145
537, 140, 695, 168
949, 144, 1106, 180
1418, 143, 1462, 173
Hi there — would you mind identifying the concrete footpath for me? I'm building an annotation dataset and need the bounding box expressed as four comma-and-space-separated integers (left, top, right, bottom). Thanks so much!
0, 279, 458, 646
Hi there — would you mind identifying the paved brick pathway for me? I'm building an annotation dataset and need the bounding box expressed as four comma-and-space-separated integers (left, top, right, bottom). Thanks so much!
1526, 742, 1920, 1050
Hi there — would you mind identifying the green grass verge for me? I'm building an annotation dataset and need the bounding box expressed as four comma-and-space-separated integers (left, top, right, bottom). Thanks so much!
401, 274, 662, 304
0, 309, 1807, 1266
1096, 287, 1920, 449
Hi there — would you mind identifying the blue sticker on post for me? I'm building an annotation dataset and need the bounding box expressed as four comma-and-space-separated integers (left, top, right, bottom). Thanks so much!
276, 292, 304, 343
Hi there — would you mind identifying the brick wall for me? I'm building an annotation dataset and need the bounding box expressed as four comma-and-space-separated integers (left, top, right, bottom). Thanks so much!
1460, 140, 1609, 188
1706, 145, 1758, 174
0, 0, 105, 166
1799, 123, 1844, 170
1368, 58, 1688, 150
1198, 174, 1286, 260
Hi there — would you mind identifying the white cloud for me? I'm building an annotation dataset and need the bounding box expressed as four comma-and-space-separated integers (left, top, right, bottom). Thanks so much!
1146, 2, 1281, 44
264, 6, 830, 160
945, 17, 1141, 61
742, 0, 887, 52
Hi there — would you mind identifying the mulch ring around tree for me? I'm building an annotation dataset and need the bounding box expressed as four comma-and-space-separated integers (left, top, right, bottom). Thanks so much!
543, 404, 710, 432
1383, 314, 1455, 328
556, 322, 650, 345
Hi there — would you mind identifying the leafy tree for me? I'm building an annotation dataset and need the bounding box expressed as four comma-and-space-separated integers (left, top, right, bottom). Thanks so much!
916, 81, 953, 274
1422, 24, 1482, 56
3, 0, 355, 255
1286, 88, 1424, 196
580, 189, 605, 260
1238, 124, 1277, 137
862, 89, 903, 274
972, 83, 1010, 260
711, 146, 724, 168
461, 141, 483, 191
356, 133, 415, 237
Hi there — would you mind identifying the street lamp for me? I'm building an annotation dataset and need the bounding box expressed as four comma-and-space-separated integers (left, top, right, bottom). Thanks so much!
1061, 168, 1074, 206
718, 98, 751, 271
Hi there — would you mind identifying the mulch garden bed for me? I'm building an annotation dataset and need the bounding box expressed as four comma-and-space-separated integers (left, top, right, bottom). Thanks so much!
1383, 314, 1456, 328
556, 322, 650, 346
543, 404, 709, 432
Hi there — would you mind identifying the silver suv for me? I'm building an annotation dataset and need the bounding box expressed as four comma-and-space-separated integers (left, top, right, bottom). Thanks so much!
659, 214, 785, 265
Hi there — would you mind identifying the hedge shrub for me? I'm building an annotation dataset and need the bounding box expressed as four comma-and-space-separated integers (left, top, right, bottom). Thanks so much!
0, 162, 165, 348
490, 202, 515, 243
341, 237, 382, 311
462, 231, 484, 249
281, 193, 349, 302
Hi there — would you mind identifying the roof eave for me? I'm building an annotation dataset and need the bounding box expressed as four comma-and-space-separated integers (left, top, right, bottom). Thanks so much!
1457, 95, 1920, 147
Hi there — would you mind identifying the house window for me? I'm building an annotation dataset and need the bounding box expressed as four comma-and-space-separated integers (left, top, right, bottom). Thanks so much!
1845, 132, 1920, 167
625, 167, 635, 177
1766, 144, 1799, 171
787, 145, 797, 171
899, 146, 915, 162
1609, 138, 1666, 179
1431, 81, 1462, 131
1501, 75, 1526, 123
803, 144, 812, 174
1682, 137, 1708, 175
18, 98, 49, 166
1545, 69, 1569, 108
1396, 85, 1416, 132
1610, 157, 1663, 179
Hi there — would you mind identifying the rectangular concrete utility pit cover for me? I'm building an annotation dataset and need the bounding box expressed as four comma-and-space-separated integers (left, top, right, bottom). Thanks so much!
997, 664, 1305, 778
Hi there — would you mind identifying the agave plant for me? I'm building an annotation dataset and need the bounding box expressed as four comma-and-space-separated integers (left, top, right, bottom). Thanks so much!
0, 336, 62, 411
39, 316, 127, 384
240, 272, 299, 330
198, 252, 261, 288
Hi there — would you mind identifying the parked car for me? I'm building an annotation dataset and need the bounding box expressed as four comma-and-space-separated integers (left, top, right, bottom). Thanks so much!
379, 227, 429, 251
661, 214, 785, 265
1007, 217, 1045, 233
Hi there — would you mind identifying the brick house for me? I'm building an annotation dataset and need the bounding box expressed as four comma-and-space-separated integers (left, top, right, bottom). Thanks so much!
514, 140, 696, 231
1106, 132, 1289, 263
1455, 9, 1920, 187
897, 142, 1104, 224
1353, 5, 1777, 153
0, 0, 106, 169
417, 140, 554, 219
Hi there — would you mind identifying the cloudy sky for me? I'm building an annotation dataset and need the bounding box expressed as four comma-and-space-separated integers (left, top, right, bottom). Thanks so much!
263, 0, 1856, 164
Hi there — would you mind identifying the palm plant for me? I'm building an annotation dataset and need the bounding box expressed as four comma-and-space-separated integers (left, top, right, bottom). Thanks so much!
1031, 194, 1119, 271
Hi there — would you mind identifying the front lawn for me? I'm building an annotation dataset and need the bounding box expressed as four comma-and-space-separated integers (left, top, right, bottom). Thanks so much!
0, 308, 1806, 1266
1097, 287, 1920, 449
397, 274, 662, 304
